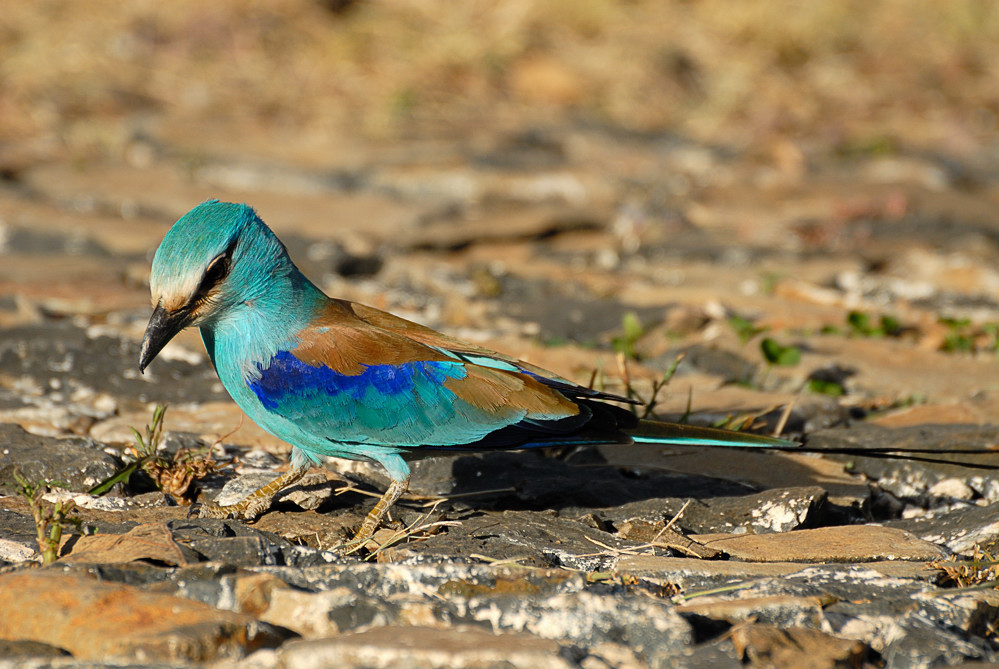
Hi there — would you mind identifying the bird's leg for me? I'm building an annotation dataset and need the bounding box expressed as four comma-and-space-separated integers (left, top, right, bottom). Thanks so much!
194, 464, 310, 520
351, 475, 411, 543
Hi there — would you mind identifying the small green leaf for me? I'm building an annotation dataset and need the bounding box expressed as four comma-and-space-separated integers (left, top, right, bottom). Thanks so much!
807, 378, 845, 396
847, 311, 874, 336
880, 315, 901, 336
622, 311, 643, 341
761, 338, 801, 366
88, 461, 141, 496
941, 332, 975, 353
612, 311, 645, 360
729, 315, 767, 344
939, 316, 971, 329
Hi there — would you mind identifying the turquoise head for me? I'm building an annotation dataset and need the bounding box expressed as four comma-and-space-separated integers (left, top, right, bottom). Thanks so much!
139, 199, 293, 371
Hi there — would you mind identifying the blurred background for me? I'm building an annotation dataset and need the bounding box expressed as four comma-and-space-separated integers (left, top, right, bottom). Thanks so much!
3, 0, 999, 442
5, 0, 999, 152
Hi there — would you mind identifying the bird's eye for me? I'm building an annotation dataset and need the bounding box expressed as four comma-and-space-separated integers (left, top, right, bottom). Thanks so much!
198, 254, 231, 294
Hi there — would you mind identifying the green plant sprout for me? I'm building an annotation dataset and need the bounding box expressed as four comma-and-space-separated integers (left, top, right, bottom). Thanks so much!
806, 378, 846, 396
612, 311, 645, 360
760, 337, 801, 367
89, 405, 215, 504
729, 315, 768, 344
847, 311, 902, 338
14, 471, 82, 566
938, 317, 999, 355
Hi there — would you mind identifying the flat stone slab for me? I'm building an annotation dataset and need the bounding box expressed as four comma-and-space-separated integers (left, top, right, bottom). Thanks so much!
0, 570, 290, 663
278, 625, 574, 669
616, 554, 941, 583
616, 554, 809, 584
690, 525, 945, 563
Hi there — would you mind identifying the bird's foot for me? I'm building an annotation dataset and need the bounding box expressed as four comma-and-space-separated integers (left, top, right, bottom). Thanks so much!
338, 522, 379, 555
337, 476, 411, 555
187, 465, 311, 521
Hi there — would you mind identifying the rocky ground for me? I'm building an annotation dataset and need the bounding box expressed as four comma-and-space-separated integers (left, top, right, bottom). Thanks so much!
5, 2, 999, 668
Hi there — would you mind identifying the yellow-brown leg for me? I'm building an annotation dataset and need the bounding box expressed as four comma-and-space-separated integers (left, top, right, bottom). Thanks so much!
194, 465, 310, 520
351, 476, 411, 543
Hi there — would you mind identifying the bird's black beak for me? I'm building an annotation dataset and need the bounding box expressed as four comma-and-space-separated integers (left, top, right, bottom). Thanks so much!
139, 302, 192, 373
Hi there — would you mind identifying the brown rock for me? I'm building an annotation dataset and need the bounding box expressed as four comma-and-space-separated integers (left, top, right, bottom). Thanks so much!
677, 595, 826, 626
62, 522, 199, 566
614, 555, 808, 588
0, 570, 288, 662
870, 401, 999, 428
509, 56, 582, 105
731, 625, 870, 668
690, 525, 945, 563
616, 520, 722, 559
260, 586, 392, 638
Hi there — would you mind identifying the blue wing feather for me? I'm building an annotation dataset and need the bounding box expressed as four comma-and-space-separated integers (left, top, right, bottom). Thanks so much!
246, 349, 585, 455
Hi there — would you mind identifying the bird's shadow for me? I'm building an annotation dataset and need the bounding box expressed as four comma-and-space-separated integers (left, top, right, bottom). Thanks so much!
401, 446, 831, 516
443, 449, 750, 511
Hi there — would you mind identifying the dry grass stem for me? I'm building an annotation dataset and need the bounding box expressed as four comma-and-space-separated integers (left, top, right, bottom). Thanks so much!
774, 395, 798, 437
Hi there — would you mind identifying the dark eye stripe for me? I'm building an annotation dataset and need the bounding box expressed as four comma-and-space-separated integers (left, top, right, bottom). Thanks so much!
194, 237, 239, 300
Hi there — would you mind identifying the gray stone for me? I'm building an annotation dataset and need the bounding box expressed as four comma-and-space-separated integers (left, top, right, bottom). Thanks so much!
756, 395, 854, 435
677, 595, 827, 629
0, 423, 121, 493
667, 639, 743, 669
256, 562, 584, 601
167, 519, 338, 568
249, 562, 691, 661
0, 507, 40, 563
887, 501, 999, 555
597, 486, 827, 535
840, 612, 996, 669
699, 564, 997, 666
491, 275, 665, 344
465, 590, 691, 663
212, 471, 333, 511
808, 424, 999, 505
661, 344, 758, 385
261, 585, 399, 637
0, 322, 227, 407
277, 626, 575, 669
384, 509, 647, 570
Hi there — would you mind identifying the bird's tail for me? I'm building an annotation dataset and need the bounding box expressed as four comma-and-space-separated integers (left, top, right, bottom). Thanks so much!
625, 419, 797, 449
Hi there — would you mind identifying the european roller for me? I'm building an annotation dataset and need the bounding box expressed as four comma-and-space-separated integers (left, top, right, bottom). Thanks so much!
139, 200, 795, 542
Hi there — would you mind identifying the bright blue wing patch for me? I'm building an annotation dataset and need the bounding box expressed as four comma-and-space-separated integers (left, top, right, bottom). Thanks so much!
246, 350, 601, 454
249, 351, 458, 410
246, 351, 535, 451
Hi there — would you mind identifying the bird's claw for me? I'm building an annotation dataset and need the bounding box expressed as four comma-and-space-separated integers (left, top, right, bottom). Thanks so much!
187, 499, 258, 520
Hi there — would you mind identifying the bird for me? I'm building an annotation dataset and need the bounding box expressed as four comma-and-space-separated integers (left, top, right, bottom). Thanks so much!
139, 200, 797, 544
